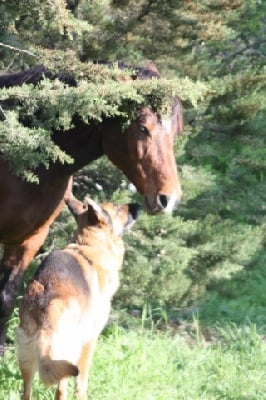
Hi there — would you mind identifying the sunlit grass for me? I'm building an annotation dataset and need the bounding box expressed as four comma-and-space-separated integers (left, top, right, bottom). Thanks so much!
1, 314, 266, 400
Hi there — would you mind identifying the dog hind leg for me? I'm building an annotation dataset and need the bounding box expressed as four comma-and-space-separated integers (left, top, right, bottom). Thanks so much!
76, 339, 98, 400
17, 327, 36, 400
18, 348, 36, 400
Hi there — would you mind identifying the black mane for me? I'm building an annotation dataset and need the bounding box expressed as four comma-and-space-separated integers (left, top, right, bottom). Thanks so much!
0, 65, 77, 89
92, 60, 161, 80
0, 60, 160, 89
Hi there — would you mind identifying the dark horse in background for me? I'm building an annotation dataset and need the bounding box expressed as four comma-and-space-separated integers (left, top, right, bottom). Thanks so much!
0, 61, 184, 354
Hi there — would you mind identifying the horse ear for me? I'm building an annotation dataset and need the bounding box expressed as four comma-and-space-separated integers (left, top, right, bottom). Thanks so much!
173, 96, 184, 135
145, 60, 161, 76
84, 196, 110, 225
65, 194, 87, 220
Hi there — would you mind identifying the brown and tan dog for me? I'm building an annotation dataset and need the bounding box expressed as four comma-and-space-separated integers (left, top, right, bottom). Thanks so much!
16, 196, 140, 400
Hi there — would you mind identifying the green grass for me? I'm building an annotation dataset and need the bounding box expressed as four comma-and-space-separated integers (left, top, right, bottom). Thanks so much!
1, 313, 266, 400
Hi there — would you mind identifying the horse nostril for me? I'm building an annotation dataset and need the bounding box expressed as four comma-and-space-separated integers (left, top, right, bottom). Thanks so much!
144, 193, 178, 214
157, 194, 169, 209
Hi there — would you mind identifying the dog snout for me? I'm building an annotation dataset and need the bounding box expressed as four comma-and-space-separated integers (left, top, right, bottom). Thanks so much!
128, 203, 141, 221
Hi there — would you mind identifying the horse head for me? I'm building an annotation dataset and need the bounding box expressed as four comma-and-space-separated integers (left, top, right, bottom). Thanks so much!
102, 89, 183, 215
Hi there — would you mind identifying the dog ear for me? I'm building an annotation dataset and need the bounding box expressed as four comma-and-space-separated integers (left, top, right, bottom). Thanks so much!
65, 194, 87, 221
85, 196, 110, 225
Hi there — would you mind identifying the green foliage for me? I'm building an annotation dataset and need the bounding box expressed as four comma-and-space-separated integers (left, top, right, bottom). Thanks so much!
116, 213, 196, 308
0, 0, 91, 64
0, 110, 72, 182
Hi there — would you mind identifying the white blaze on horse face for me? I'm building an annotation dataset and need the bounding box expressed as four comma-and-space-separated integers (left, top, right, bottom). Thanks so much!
161, 118, 173, 135
157, 117, 181, 213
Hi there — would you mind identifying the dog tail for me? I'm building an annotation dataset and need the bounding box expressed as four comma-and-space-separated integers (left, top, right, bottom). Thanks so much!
39, 358, 79, 386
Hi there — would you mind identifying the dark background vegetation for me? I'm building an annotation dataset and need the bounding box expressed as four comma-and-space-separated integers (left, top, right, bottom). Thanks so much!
0, 0, 265, 335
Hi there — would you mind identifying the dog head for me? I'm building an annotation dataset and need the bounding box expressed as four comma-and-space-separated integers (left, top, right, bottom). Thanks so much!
66, 195, 140, 237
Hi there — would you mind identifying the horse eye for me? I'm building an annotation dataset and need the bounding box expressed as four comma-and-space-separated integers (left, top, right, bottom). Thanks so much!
138, 125, 149, 135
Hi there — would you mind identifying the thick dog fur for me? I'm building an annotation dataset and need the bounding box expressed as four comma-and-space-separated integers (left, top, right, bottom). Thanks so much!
16, 196, 139, 400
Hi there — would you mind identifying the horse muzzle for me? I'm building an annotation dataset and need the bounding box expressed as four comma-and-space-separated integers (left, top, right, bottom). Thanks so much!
143, 192, 180, 215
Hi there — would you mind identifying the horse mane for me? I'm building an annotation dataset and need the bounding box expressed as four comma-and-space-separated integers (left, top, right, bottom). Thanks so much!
0, 60, 160, 89
0, 65, 77, 89
92, 59, 161, 80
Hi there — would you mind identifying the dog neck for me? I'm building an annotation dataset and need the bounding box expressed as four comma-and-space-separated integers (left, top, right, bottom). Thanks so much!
65, 230, 125, 296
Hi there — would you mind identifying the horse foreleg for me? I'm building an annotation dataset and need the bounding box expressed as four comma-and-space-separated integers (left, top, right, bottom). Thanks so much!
0, 177, 74, 355
0, 226, 50, 355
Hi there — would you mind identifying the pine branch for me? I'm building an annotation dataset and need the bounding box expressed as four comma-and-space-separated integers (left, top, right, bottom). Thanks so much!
0, 42, 37, 59
221, 39, 266, 63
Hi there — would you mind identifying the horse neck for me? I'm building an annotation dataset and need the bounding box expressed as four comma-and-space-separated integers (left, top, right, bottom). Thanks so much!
52, 119, 104, 174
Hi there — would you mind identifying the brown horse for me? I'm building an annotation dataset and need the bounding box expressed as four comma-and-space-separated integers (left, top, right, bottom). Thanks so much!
0, 62, 183, 354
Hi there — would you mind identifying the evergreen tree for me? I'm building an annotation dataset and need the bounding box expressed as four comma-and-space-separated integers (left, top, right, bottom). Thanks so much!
0, 0, 265, 315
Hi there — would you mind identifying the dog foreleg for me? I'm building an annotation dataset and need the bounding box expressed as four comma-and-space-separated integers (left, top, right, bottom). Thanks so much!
19, 359, 35, 400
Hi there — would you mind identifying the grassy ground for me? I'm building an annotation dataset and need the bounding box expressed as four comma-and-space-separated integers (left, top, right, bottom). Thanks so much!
1, 308, 266, 400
